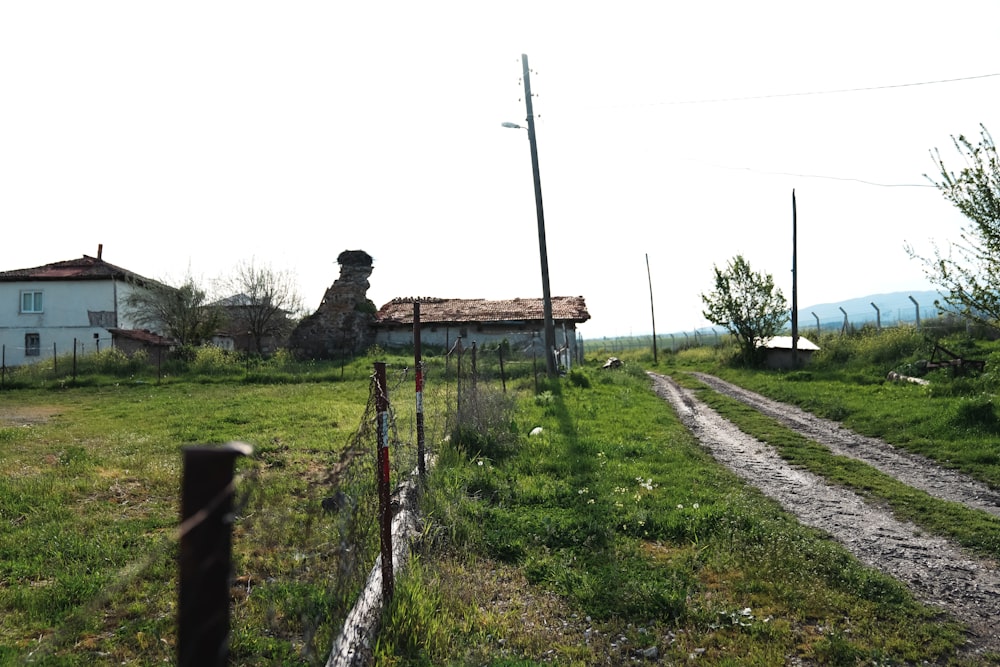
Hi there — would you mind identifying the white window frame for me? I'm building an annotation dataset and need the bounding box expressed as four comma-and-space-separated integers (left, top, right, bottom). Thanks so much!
25, 333, 40, 356
20, 291, 43, 313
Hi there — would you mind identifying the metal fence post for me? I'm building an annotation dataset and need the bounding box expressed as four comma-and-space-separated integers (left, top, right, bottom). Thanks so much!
374, 362, 394, 602
178, 442, 252, 667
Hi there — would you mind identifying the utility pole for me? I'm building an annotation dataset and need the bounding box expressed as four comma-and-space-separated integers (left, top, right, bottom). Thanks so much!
646, 253, 657, 364
791, 189, 799, 369
522, 53, 557, 378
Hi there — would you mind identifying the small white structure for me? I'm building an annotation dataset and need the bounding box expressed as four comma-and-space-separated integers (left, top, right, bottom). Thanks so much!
758, 336, 820, 370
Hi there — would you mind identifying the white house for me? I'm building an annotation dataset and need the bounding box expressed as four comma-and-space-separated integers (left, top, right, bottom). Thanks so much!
0, 246, 169, 366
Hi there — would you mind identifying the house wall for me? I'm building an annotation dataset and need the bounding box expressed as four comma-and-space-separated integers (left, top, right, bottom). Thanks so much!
0, 278, 154, 366
375, 323, 581, 365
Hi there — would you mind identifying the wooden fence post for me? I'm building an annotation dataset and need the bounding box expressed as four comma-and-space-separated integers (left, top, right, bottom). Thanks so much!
178, 442, 252, 667
413, 302, 425, 478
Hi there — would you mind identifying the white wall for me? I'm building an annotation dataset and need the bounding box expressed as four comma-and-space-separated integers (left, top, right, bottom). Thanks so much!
375, 324, 581, 362
0, 278, 158, 366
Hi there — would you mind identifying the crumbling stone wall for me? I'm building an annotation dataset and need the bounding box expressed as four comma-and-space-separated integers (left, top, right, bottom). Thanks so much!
289, 250, 377, 360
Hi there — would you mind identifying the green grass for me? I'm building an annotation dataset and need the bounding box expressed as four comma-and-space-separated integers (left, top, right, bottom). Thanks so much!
0, 351, 445, 665
376, 362, 973, 665
4, 332, 1000, 665
678, 373, 1000, 560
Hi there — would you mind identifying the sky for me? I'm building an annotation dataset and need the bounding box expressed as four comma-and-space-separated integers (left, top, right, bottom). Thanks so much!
2, 2, 997, 339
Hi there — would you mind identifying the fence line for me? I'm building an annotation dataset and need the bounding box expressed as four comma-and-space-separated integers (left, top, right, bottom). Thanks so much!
581, 307, 958, 355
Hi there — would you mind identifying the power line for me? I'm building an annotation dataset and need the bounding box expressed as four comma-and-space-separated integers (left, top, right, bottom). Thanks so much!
685, 157, 936, 188
612, 72, 1000, 108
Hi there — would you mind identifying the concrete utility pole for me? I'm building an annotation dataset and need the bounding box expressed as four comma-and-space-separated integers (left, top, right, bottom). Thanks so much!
521, 54, 557, 378
646, 253, 657, 364
791, 189, 799, 368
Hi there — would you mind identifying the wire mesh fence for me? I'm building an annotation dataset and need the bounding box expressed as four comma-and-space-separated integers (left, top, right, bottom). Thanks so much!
10, 356, 452, 665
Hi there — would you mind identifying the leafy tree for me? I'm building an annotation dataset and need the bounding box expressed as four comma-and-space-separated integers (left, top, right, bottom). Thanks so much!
907, 124, 1000, 329
124, 273, 223, 347
701, 255, 788, 365
218, 259, 304, 354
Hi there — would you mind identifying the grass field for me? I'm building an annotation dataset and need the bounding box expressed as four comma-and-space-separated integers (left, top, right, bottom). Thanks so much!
3, 328, 1000, 665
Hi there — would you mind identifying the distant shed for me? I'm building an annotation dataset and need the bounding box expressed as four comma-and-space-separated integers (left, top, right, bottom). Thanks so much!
374, 296, 590, 361
759, 335, 820, 370
108, 328, 175, 362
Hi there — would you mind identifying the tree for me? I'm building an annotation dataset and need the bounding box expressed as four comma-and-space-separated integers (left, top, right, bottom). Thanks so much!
124, 273, 223, 347
906, 124, 1000, 329
219, 259, 304, 354
701, 255, 788, 365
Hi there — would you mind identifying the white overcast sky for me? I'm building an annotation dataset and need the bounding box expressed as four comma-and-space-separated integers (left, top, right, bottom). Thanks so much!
2, 2, 997, 338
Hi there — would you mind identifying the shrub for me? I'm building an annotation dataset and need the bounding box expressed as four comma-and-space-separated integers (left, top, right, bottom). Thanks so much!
567, 368, 591, 389
951, 396, 1000, 432
448, 383, 519, 460
191, 345, 237, 374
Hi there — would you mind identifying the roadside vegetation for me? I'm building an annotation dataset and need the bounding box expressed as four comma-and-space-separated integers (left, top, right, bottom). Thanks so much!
374, 323, 1000, 665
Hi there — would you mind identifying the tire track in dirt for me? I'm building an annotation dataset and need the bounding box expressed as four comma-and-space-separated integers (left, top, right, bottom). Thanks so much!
648, 372, 1000, 656
689, 372, 1000, 517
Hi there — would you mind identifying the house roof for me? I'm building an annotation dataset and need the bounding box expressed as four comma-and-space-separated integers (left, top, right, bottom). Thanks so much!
0, 254, 155, 285
212, 293, 254, 308
375, 296, 591, 326
107, 328, 175, 347
759, 336, 820, 351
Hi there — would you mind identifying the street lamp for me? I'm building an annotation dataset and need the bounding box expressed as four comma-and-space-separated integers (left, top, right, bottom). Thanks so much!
503, 53, 557, 378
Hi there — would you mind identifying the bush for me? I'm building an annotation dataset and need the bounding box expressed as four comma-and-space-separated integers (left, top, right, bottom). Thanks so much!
191, 345, 237, 375
567, 368, 591, 388
448, 383, 519, 460
951, 396, 1000, 432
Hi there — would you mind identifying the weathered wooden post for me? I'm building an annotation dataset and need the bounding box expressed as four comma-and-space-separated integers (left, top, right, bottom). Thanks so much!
413, 302, 425, 478
470, 341, 478, 391
498, 342, 507, 393
178, 441, 252, 667
374, 362, 394, 601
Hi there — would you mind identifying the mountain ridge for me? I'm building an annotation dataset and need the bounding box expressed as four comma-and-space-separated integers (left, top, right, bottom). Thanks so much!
796, 289, 942, 329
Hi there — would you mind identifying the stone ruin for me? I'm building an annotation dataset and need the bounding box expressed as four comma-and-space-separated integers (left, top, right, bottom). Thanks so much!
289, 250, 377, 360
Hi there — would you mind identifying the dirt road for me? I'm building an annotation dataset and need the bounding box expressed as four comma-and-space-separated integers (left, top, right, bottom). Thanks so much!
649, 372, 1000, 656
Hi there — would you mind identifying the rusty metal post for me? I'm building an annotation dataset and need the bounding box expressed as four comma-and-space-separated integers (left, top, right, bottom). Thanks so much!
413, 302, 425, 478
178, 442, 252, 667
374, 362, 394, 601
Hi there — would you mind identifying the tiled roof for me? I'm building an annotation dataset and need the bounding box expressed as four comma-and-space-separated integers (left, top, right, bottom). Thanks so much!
107, 328, 175, 346
375, 296, 590, 325
0, 254, 155, 284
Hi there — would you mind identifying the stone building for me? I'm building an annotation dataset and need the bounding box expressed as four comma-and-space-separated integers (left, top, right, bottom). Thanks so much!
289, 250, 377, 359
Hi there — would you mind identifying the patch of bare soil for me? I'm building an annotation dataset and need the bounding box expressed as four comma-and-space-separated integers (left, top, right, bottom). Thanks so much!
0, 406, 61, 426
649, 372, 1000, 657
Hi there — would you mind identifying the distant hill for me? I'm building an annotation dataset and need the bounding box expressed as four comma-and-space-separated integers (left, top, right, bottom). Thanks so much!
795, 290, 943, 331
